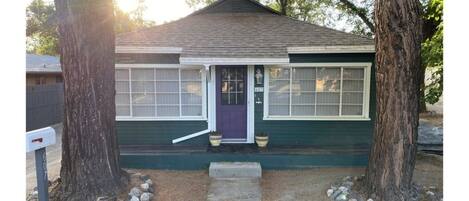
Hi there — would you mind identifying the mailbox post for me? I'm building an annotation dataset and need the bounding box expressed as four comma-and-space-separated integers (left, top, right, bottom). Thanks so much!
26, 127, 56, 201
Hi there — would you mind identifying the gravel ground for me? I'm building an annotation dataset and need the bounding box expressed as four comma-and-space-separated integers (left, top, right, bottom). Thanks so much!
120, 169, 210, 201
117, 153, 442, 201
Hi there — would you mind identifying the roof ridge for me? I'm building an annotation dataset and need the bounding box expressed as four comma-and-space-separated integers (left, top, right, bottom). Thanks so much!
278, 14, 374, 42
189, 0, 281, 16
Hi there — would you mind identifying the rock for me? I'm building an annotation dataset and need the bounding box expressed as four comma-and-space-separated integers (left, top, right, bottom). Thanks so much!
331, 190, 342, 199
145, 179, 153, 186
335, 193, 348, 201
140, 183, 150, 192
343, 176, 352, 181
367, 199, 373, 201
327, 189, 334, 197
426, 191, 435, 196
349, 199, 357, 201
129, 187, 142, 198
140, 192, 154, 201
343, 181, 354, 188
131, 173, 142, 180
353, 176, 359, 181
339, 186, 348, 192
140, 174, 150, 181
129, 196, 139, 201
96, 196, 116, 201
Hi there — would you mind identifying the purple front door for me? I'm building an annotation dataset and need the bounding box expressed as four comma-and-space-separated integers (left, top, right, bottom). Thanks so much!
216, 66, 247, 140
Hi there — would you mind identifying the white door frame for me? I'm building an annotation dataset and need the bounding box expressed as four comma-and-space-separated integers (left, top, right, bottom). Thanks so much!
210, 65, 255, 144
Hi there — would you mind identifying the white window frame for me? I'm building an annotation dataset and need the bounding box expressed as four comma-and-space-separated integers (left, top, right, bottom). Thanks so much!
115, 64, 207, 121
263, 62, 372, 121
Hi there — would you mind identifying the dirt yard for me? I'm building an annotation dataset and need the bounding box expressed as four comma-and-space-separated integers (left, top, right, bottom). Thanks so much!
121, 153, 442, 201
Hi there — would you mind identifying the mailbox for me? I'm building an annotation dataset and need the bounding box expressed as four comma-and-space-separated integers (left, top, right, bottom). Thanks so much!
26, 127, 56, 153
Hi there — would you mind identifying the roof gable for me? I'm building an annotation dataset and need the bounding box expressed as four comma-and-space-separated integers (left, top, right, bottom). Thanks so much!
191, 0, 280, 15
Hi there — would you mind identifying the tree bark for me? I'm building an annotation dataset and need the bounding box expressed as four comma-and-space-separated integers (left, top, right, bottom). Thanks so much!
52, 0, 125, 200
365, 0, 422, 200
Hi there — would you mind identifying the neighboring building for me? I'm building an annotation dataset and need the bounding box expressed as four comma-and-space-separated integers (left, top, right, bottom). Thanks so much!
115, 0, 376, 169
26, 54, 62, 86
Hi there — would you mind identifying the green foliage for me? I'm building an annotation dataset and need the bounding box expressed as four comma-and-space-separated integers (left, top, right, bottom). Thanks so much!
422, 0, 443, 104
26, 0, 155, 56
26, 0, 58, 55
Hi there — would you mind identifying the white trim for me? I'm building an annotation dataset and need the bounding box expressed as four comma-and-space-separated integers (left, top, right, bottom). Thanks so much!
116, 117, 207, 121
264, 117, 371, 121
172, 129, 211, 144
246, 65, 255, 143
116, 46, 182, 54
115, 64, 200, 68
263, 62, 372, 121
180, 57, 290, 65
287, 45, 375, 54
210, 66, 217, 131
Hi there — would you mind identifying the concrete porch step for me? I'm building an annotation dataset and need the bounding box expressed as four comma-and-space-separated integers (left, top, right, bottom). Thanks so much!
209, 162, 262, 178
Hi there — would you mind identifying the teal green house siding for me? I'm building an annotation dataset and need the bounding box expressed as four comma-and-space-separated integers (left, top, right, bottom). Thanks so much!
116, 121, 209, 145
254, 53, 376, 146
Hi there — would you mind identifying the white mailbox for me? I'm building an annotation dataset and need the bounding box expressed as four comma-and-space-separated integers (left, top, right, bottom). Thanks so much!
26, 127, 56, 152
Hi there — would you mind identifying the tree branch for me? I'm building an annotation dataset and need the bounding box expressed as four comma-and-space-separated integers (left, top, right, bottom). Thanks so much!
338, 0, 375, 33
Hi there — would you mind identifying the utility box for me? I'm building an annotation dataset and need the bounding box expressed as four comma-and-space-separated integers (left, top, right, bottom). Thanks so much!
26, 127, 56, 153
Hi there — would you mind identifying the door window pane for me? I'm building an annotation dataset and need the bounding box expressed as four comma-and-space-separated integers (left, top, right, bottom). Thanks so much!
221, 68, 245, 105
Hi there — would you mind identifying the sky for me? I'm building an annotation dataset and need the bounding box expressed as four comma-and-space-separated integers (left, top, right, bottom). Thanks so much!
27, 0, 197, 25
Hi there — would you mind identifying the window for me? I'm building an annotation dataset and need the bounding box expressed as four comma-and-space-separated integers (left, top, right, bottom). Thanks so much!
115, 67, 205, 120
221, 68, 245, 105
265, 64, 370, 120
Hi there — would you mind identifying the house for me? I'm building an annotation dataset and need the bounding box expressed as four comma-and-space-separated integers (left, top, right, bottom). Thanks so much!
115, 0, 375, 169
26, 54, 62, 86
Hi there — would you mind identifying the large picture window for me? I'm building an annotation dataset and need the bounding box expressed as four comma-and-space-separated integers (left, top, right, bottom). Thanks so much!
115, 67, 205, 120
265, 64, 370, 120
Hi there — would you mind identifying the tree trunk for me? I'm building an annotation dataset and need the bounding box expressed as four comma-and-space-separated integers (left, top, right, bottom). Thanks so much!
52, 0, 125, 200
365, 0, 422, 200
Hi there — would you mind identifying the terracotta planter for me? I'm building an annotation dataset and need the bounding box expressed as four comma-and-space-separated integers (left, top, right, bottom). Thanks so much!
209, 135, 222, 147
255, 136, 269, 147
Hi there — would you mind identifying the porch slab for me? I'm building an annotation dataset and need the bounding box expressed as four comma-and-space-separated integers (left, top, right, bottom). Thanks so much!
119, 144, 370, 170
207, 178, 261, 201
209, 162, 261, 178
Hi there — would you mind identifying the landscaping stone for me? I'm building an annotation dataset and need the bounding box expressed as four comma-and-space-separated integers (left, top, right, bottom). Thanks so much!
129, 187, 142, 198
140, 183, 150, 192
145, 179, 153, 186
349, 199, 357, 201
140, 174, 150, 181
327, 189, 334, 197
129, 196, 139, 201
335, 193, 348, 201
140, 192, 153, 201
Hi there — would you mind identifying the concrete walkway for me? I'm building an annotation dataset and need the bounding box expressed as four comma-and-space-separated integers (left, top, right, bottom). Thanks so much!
207, 162, 262, 201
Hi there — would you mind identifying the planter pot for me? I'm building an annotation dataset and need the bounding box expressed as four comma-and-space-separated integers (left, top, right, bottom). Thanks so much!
209, 135, 222, 147
255, 136, 269, 147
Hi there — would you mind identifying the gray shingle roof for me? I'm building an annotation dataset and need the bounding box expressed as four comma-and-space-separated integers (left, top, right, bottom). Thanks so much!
26, 54, 61, 74
116, 0, 373, 59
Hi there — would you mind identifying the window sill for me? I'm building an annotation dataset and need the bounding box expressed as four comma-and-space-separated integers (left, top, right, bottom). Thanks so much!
116, 117, 207, 121
263, 116, 371, 121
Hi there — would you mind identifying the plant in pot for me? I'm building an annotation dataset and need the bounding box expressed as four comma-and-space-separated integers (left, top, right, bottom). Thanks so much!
255, 132, 269, 148
209, 131, 222, 147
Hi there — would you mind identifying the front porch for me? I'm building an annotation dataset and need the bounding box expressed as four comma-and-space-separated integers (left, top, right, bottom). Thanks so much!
119, 144, 370, 170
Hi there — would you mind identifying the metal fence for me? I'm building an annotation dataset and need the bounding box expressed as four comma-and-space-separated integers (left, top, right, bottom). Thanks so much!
26, 83, 64, 131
